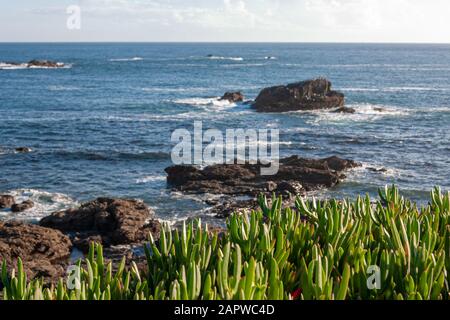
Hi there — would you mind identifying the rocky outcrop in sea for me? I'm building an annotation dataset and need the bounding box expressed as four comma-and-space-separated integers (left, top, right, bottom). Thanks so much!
252, 78, 345, 112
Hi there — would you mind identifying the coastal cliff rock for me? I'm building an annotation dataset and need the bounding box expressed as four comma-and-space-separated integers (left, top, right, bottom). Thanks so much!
0, 195, 15, 209
220, 91, 244, 103
252, 79, 345, 112
40, 198, 160, 252
166, 156, 360, 197
0, 222, 72, 284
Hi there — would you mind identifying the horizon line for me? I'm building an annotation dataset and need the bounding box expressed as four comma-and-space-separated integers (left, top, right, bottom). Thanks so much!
1, 41, 450, 45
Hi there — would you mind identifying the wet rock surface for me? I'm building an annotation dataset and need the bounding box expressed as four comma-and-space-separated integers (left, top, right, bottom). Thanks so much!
0, 222, 72, 284
220, 91, 245, 103
252, 78, 345, 113
166, 156, 359, 196
11, 200, 34, 213
27, 60, 64, 68
15, 147, 33, 153
166, 156, 360, 217
40, 198, 161, 253
334, 107, 356, 114
0, 195, 15, 209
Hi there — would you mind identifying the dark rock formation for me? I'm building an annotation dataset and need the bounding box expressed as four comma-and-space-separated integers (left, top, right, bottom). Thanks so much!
0, 222, 72, 284
334, 107, 356, 114
15, 147, 32, 153
220, 91, 244, 103
40, 198, 161, 252
0, 195, 15, 209
27, 60, 64, 68
166, 156, 360, 198
252, 79, 345, 112
11, 200, 34, 213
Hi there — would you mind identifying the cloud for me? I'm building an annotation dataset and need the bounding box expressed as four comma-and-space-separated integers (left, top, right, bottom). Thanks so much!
2, 0, 450, 42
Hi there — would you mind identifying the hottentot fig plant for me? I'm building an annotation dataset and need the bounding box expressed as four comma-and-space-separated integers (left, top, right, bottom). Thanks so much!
1, 186, 449, 300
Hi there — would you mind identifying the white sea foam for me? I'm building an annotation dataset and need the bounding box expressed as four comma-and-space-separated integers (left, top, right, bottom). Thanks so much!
207, 56, 244, 61
341, 87, 450, 93
135, 175, 166, 184
304, 103, 409, 124
0, 62, 71, 70
109, 57, 144, 62
174, 97, 237, 110
0, 189, 77, 223
48, 85, 81, 91
142, 87, 209, 93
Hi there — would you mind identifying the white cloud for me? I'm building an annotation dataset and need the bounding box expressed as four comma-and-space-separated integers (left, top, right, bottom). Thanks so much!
2, 0, 450, 42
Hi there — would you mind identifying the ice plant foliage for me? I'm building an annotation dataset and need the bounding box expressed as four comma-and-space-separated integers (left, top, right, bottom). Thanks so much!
1, 186, 449, 300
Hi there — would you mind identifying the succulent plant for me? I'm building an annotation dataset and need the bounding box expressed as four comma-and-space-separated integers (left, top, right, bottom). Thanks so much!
1, 186, 448, 300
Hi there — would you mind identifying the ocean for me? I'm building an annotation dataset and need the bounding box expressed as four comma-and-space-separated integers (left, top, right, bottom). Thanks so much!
1, 43, 449, 224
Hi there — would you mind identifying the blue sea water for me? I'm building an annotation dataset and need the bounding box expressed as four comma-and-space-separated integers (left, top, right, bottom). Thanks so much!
1, 43, 449, 224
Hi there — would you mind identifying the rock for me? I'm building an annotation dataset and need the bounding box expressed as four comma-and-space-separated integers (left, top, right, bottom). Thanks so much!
166, 156, 360, 199
27, 60, 64, 68
0, 222, 72, 284
11, 200, 34, 213
334, 107, 356, 114
368, 167, 388, 173
40, 198, 161, 252
220, 91, 244, 103
15, 147, 32, 153
252, 78, 345, 113
0, 195, 15, 209
373, 107, 386, 112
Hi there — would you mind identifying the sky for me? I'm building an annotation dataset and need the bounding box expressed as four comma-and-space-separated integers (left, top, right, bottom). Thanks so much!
1, 0, 450, 42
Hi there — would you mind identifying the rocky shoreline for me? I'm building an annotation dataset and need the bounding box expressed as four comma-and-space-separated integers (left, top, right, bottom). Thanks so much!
0, 77, 363, 284
1, 155, 360, 284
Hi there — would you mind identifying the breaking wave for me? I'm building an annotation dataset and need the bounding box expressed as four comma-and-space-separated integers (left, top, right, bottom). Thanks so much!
207, 56, 244, 61
0, 62, 71, 70
109, 57, 144, 62
0, 189, 77, 223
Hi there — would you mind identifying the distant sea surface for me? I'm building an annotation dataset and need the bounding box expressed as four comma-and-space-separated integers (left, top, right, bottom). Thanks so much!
1, 43, 449, 224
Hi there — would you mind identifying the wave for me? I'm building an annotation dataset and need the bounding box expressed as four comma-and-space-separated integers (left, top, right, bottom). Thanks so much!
0, 189, 77, 223
341, 87, 450, 93
142, 87, 209, 93
0, 62, 71, 70
109, 57, 143, 62
221, 63, 265, 68
207, 56, 244, 61
174, 97, 237, 110
135, 175, 166, 184
54, 150, 171, 161
48, 85, 81, 91
304, 103, 409, 124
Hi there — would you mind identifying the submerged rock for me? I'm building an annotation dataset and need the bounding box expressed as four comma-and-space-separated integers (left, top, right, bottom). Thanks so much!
334, 107, 356, 114
220, 91, 245, 103
11, 200, 34, 213
0, 195, 15, 209
0, 222, 72, 284
27, 60, 64, 68
253, 78, 345, 112
166, 156, 360, 198
40, 198, 161, 252
15, 147, 32, 153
